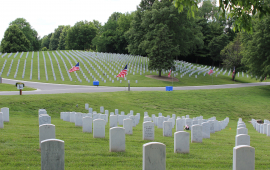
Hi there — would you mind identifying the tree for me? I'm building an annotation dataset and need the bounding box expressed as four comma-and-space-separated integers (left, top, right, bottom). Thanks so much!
241, 16, 270, 81
208, 33, 229, 66
0, 25, 30, 53
58, 25, 70, 50
221, 34, 242, 81
66, 21, 97, 50
172, 0, 270, 32
49, 25, 65, 50
10, 18, 40, 51
40, 33, 52, 50
127, 0, 203, 76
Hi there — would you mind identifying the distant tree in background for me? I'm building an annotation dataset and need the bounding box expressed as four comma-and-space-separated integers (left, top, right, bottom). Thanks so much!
9, 18, 40, 51
0, 25, 30, 53
66, 21, 97, 50
58, 25, 70, 50
40, 33, 52, 50
49, 25, 65, 50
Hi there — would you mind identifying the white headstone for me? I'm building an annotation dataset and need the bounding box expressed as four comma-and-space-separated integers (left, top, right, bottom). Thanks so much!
93, 119, 105, 138
176, 118, 184, 131
235, 134, 250, 146
143, 142, 166, 170
100, 106, 104, 113
70, 112, 76, 122
39, 109, 47, 116
110, 115, 118, 128
123, 118, 133, 135
157, 116, 164, 129
1, 107, 9, 122
41, 139, 64, 170
109, 127, 125, 152
185, 118, 192, 127
83, 116, 92, 133
208, 120, 215, 133
191, 125, 202, 143
85, 103, 89, 110
129, 115, 136, 127
75, 113, 83, 126
267, 124, 270, 137
143, 121, 154, 140
202, 122, 210, 138
163, 121, 172, 137
237, 127, 248, 135
39, 115, 51, 126
0, 112, 3, 128
233, 145, 255, 170
174, 131, 189, 153
39, 124, 55, 147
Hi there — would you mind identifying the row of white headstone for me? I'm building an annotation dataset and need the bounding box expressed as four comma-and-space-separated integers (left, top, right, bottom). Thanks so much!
38, 109, 65, 170
0, 107, 9, 128
233, 118, 255, 170
251, 118, 270, 136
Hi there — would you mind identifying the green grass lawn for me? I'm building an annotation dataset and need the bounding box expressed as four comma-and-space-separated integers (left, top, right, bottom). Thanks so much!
0, 86, 270, 169
0, 83, 36, 91
0, 51, 268, 87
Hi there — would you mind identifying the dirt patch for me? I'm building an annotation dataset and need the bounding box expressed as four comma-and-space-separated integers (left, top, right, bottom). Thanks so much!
145, 75, 179, 82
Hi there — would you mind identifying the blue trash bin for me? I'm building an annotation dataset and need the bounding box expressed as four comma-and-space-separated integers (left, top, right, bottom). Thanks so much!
166, 86, 173, 91
93, 81, 99, 86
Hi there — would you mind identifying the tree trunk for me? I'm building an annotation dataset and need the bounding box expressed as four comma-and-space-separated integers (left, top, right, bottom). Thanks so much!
159, 70, 161, 77
232, 66, 236, 81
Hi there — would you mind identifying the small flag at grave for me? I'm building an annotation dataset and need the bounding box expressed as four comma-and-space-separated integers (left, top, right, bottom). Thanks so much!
208, 67, 213, 75
69, 62, 79, 73
232, 67, 235, 78
117, 64, 128, 78
168, 67, 172, 77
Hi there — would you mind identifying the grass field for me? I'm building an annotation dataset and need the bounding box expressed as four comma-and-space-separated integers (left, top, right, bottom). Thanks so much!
1, 86, 270, 169
0, 51, 268, 87
0, 83, 36, 91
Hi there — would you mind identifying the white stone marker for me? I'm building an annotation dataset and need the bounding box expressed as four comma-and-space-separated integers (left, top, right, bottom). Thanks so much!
88, 108, 93, 113
191, 125, 202, 143
85, 103, 89, 110
115, 109, 118, 115
39, 115, 51, 126
233, 145, 255, 170
143, 142, 166, 170
263, 123, 268, 134
208, 120, 215, 133
70, 112, 76, 123
163, 121, 172, 137
118, 115, 125, 125
157, 116, 164, 129
109, 127, 125, 152
123, 118, 133, 135
235, 134, 250, 146
93, 119, 105, 138
129, 115, 136, 127
174, 131, 189, 153
144, 117, 151, 122
82, 116, 92, 133
75, 113, 83, 126
39, 124, 55, 147
185, 118, 192, 127
267, 124, 270, 137
0, 112, 3, 128
1, 107, 9, 122
41, 139, 64, 170
39, 109, 47, 116
143, 121, 154, 140
237, 127, 248, 135
110, 115, 118, 128
176, 118, 184, 131
202, 122, 210, 138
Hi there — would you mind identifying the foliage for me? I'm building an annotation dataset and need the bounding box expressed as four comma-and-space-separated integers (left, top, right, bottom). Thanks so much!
41, 47, 47, 51
9, 18, 40, 51
66, 21, 97, 50
221, 34, 243, 79
49, 25, 65, 50
40, 33, 52, 50
58, 25, 70, 50
0, 25, 30, 53
241, 16, 270, 81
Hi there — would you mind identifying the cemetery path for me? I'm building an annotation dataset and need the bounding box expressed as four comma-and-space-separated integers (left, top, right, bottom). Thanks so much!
1, 78, 270, 95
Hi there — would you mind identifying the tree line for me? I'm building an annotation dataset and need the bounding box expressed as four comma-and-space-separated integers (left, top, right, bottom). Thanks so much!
0, 0, 269, 80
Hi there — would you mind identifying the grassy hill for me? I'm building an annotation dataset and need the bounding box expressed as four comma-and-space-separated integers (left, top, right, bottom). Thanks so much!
0, 86, 270, 169
0, 51, 267, 87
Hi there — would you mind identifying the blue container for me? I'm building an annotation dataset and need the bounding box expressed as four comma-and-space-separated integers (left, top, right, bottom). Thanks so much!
93, 81, 99, 86
166, 86, 173, 91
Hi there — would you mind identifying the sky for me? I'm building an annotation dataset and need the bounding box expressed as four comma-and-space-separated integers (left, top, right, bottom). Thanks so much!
0, 0, 142, 41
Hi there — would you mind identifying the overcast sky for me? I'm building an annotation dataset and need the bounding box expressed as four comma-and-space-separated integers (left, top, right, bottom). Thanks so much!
0, 0, 142, 41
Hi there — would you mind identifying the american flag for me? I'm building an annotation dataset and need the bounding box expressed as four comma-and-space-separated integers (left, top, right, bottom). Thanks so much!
232, 67, 235, 78
168, 67, 172, 77
69, 62, 79, 73
208, 67, 213, 75
117, 64, 128, 77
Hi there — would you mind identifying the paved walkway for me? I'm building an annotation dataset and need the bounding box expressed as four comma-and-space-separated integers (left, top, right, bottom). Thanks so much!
1, 78, 270, 95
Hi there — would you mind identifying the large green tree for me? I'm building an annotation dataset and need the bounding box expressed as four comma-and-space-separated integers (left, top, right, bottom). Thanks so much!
241, 16, 270, 81
9, 18, 40, 51
49, 25, 65, 50
40, 33, 52, 50
127, 0, 203, 76
66, 21, 97, 50
0, 25, 30, 53
58, 25, 70, 50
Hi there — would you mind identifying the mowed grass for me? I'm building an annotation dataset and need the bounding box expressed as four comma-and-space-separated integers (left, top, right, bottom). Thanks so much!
0, 86, 270, 169
0, 51, 268, 87
0, 83, 36, 91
